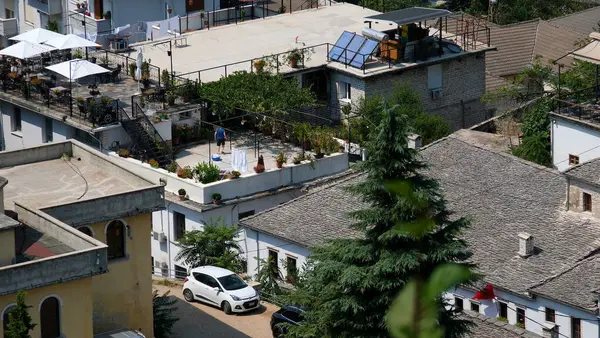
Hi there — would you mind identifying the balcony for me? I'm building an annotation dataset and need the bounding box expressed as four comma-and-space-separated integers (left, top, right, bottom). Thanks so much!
28, 0, 62, 15
69, 10, 111, 36
0, 18, 18, 38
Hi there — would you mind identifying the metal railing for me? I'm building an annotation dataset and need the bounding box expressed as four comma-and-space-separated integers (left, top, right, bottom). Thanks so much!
131, 100, 173, 160
87, 49, 162, 88
554, 86, 600, 121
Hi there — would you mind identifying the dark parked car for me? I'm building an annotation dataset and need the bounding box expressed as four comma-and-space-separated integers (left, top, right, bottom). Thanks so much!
270, 305, 304, 337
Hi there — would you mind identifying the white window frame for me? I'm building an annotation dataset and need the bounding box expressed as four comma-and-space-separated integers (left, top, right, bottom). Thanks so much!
338, 81, 351, 101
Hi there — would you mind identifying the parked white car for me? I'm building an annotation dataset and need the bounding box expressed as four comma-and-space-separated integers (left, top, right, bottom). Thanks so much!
182, 266, 260, 314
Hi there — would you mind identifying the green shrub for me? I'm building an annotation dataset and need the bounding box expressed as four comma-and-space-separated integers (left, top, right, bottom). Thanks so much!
194, 162, 220, 184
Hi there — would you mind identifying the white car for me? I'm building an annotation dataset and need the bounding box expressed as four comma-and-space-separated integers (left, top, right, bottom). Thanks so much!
182, 266, 260, 314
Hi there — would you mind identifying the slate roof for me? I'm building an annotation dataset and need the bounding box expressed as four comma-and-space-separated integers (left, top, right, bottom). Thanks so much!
486, 20, 539, 77
461, 311, 542, 338
563, 157, 600, 184
241, 171, 366, 247
529, 253, 600, 311
242, 132, 600, 312
0, 213, 19, 230
549, 6, 600, 36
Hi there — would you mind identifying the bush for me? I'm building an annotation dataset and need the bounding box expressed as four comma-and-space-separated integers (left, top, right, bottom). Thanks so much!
194, 162, 220, 184
177, 166, 193, 179
166, 161, 178, 173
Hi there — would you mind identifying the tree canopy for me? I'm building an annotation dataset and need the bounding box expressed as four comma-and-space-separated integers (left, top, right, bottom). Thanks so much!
5, 291, 36, 338
153, 290, 179, 338
286, 102, 473, 338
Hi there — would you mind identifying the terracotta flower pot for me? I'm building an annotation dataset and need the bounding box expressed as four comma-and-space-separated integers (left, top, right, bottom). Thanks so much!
178, 194, 185, 201
213, 199, 222, 205
276, 160, 283, 168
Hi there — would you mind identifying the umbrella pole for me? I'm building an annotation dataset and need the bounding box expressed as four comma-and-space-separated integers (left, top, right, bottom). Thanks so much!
70, 61, 73, 117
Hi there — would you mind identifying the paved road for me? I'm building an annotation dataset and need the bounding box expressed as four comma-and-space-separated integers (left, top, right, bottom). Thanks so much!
153, 284, 279, 338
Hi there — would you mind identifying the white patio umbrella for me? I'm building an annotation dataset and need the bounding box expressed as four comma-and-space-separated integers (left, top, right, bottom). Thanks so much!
10, 28, 63, 44
44, 34, 99, 50
46, 59, 110, 115
135, 47, 143, 93
0, 41, 56, 59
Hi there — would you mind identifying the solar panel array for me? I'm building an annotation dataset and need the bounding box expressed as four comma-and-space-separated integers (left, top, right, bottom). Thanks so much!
328, 31, 380, 69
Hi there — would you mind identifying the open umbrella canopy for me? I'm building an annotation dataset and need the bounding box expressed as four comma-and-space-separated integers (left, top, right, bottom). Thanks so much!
45, 59, 109, 80
44, 34, 99, 50
10, 28, 63, 44
0, 41, 56, 59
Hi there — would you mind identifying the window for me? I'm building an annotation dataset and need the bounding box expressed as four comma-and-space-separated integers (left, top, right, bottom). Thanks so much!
286, 256, 297, 283
516, 308, 525, 328
569, 154, 580, 166
186, 0, 204, 12
195, 272, 219, 288
239, 210, 255, 219
93, 0, 103, 20
39, 296, 60, 338
24, 5, 37, 25
3, 305, 15, 338
106, 220, 125, 260
427, 64, 443, 89
338, 81, 351, 101
498, 301, 507, 319
151, 257, 154, 274
583, 193, 592, 212
282, 310, 303, 323
268, 249, 279, 278
173, 211, 185, 240
4, 8, 14, 19
44, 118, 53, 143
470, 302, 479, 313
571, 317, 581, 338
77, 226, 93, 237
174, 265, 187, 280
454, 297, 463, 312
545, 307, 555, 323
12, 108, 21, 132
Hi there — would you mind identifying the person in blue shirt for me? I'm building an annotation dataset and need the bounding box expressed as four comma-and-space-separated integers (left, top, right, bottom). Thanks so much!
214, 126, 227, 155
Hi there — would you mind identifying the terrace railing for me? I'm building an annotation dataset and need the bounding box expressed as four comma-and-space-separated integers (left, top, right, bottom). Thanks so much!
554, 86, 600, 121
87, 49, 162, 88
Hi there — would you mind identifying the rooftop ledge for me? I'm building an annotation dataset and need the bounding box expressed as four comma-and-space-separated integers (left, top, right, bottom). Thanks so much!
108, 151, 349, 204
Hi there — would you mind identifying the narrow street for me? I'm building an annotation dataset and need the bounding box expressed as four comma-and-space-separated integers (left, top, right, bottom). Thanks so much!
153, 283, 279, 338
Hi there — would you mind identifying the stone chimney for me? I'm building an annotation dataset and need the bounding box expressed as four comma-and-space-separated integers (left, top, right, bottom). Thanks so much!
518, 232, 534, 257
408, 133, 422, 149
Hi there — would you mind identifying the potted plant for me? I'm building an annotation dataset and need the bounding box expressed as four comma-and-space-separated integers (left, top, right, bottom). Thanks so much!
129, 63, 137, 79
152, 115, 161, 123
73, 49, 84, 59
76, 97, 86, 113
160, 113, 168, 120
178, 188, 186, 200
254, 155, 265, 173
231, 170, 241, 179
148, 159, 159, 168
292, 153, 304, 165
167, 161, 178, 173
275, 152, 287, 168
103, 11, 111, 20
166, 89, 176, 106
287, 49, 302, 68
177, 166, 193, 178
118, 148, 130, 158
88, 83, 100, 96
254, 59, 266, 72
212, 193, 222, 205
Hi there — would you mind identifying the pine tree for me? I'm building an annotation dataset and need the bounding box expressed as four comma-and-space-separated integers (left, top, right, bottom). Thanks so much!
153, 290, 179, 338
287, 103, 474, 338
5, 291, 36, 338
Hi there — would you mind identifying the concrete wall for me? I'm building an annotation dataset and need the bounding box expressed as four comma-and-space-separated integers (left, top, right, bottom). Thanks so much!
0, 141, 71, 168
151, 188, 304, 274
445, 287, 599, 338
87, 214, 154, 336
153, 119, 172, 141
551, 115, 600, 171
0, 229, 14, 267
0, 103, 78, 151
107, 151, 348, 204
567, 179, 600, 217
98, 125, 132, 150
243, 228, 311, 278
0, 277, 94, 338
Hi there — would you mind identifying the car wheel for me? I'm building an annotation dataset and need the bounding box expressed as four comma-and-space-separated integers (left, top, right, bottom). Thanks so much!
222, 301, 233, 315
183, 289, 194, 302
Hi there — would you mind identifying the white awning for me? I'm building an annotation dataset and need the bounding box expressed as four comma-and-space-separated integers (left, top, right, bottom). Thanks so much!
45, 59, 110, 81
0, 41, 56, 59
10, 28, 63, 44
572, 32, 600, 65
44, 34, 99, 50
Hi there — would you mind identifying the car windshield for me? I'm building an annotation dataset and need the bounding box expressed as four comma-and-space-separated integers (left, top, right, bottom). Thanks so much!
217, 274, 247, 291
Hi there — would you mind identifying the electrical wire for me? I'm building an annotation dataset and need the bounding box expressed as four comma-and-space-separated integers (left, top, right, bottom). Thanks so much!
62, 156, 89, 200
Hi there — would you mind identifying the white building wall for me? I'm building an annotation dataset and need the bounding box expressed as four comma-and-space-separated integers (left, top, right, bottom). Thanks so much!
551, 116, 600, 171
445, 287, 599, 338
151, 189, 304, 276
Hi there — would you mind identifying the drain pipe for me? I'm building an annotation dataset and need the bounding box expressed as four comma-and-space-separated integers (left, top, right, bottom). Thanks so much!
566, 176, 570, 211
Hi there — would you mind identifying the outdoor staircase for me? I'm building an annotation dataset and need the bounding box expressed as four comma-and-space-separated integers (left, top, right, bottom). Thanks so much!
120, 103, 172, 167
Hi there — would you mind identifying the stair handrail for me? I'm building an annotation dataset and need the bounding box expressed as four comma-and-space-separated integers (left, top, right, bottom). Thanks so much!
132, 102, 173, 162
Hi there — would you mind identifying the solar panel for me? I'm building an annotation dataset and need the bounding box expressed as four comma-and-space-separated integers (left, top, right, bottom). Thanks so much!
350, 39, 379, 69
338, 35, 366, 65
328, 31, 355, 61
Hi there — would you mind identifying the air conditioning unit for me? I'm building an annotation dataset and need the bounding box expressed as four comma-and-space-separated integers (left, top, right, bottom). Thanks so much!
159, 232, 167, 243
430, 88, 443, 100
154, 260, 162, 268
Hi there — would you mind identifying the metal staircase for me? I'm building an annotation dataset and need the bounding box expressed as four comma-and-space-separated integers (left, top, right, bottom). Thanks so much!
120, 103, 172, 167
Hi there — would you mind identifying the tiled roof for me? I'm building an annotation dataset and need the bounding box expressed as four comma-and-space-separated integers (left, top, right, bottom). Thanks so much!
529, 253, 600, 311
549, 6, 600, 36
242, 132, 600, 311
486, 71, 511, 92
563, 156, 600, 184
461, 311, 542, 338
486, 20, 539, 77
240, 171, 365, 247
532, 21, 583, 69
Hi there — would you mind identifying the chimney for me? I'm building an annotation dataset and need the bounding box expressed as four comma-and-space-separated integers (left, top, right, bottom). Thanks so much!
408, 133, 422, 149
518, 232, 534, 257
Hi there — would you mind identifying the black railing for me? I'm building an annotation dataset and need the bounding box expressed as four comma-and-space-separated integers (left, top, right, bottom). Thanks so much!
554, 86, 600, 121
132, 101, 173, 160
88, 49, 161, 88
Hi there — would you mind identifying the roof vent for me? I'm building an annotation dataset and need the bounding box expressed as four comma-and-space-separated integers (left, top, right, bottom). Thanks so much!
518, 232, 534, 257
